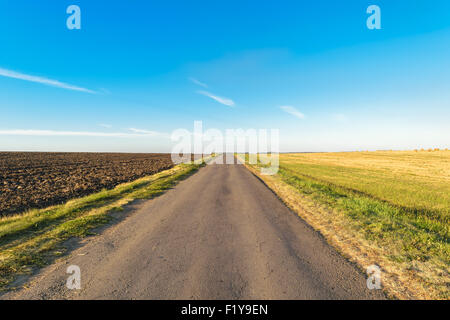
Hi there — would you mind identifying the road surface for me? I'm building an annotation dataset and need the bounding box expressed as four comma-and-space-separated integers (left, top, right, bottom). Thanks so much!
3, 160, 385, 299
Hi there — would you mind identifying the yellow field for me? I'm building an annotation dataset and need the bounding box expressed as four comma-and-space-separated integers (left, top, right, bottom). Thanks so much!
280, 150, 450, 216
243, 150, 450, 299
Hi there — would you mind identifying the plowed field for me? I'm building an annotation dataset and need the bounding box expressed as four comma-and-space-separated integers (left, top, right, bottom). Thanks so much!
0, 152, 174, 216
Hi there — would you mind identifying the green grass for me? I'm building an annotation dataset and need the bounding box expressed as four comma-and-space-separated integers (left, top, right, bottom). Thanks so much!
0, 162, 203, 289
277, 166, 449, 264
242, 151, 450, 298
281, 151, 450, 214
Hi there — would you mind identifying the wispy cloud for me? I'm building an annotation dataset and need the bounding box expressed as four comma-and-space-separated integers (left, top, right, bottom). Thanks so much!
0, 67, 96, 94
280, 105, 305, 119
197, 90, 235, 107
0, 129, 168, 138
189, 77, 208, 88
98, 123, 112, 128
127, 128, 163, 136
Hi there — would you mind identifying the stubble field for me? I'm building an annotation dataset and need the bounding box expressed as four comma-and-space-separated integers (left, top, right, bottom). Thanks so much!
243, 150, 449, 299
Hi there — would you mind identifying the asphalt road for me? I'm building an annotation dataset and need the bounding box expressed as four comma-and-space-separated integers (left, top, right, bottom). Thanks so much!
3, 160, 385, 299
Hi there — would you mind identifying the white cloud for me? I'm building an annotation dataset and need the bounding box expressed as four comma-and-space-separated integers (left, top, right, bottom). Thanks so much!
98, 123, 112, 128
197, 90, 235, 107
189, 77, 208, 88
280, 105, 305, 119
127, 128, 162, 136
0, 129, 168, 138
0, 67, 96, 94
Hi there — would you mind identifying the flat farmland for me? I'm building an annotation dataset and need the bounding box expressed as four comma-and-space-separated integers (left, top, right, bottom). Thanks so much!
280, 150, 450, 215
0, 152, 174, 216
244, 150, 450, 299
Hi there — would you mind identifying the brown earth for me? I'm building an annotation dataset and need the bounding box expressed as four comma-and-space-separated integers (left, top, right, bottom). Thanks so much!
0, 152, 174, 217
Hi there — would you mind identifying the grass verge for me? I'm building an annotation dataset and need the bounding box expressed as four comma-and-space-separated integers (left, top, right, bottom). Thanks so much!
0, 161, 204, 290
238, 153, 449, 300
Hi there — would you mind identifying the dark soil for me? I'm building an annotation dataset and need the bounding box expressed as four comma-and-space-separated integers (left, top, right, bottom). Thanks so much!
0, 152, 174, 216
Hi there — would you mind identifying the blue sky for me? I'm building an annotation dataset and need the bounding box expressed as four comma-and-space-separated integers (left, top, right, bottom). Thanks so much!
0, 0, 449, 152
